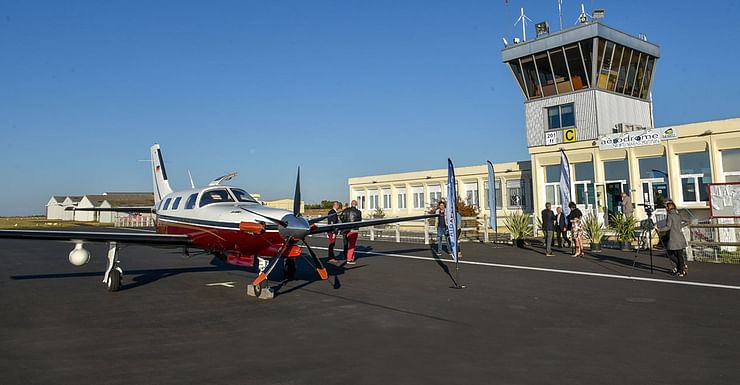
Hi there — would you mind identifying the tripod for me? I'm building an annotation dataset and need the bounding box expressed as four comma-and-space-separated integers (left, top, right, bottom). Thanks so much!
632, 216, 655, 273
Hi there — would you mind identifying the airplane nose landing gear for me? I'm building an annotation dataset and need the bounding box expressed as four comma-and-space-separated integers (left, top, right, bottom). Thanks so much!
247, 280, 274, 299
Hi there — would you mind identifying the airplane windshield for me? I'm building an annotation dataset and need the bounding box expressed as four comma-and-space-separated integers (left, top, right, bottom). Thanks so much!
199, 189, 235, 207
231, 188, 258, 203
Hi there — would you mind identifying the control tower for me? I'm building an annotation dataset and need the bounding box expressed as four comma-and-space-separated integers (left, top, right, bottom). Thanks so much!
502, 21, 660, 146
502, 19, 661, 217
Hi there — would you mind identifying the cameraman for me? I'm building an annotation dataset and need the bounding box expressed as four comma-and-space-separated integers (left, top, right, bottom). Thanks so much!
655, 201, 689, 277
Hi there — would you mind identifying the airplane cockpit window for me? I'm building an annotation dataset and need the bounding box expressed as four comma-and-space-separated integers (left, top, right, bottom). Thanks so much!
185, 193, 198, 209
199, 189, 235, 207
231, 189, 259, 203
162, 198, 172, 210
171, 197, 182, 210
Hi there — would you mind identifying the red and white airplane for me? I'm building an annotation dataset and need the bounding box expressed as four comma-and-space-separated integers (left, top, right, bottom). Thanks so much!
0, 144, 433, 298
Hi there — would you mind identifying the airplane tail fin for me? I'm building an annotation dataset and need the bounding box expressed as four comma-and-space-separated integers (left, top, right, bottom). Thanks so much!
150, 144, 173, 203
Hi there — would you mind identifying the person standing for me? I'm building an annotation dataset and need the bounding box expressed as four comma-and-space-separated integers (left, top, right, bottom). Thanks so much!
541, 202, 555, 256
656, 201, 689, 277
326, 201, 341, 263
567, 202, 584, 257
621, 192, 634, 217
431, 201, 449, 255
555, 207, 569, 248
340, 200, 362, 265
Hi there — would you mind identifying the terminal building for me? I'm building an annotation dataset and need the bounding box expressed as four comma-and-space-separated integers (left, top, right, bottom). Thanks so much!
348, 18, 740, 225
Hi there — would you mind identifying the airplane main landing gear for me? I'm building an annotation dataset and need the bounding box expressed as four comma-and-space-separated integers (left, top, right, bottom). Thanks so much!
106, 266, 122, 292
103, 242, 123, 292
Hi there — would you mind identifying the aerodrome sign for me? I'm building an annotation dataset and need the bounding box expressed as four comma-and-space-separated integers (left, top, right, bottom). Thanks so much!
598, 127, 678, 150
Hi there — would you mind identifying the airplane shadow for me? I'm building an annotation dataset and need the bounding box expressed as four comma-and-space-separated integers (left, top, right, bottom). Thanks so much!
11, 259, 246, 292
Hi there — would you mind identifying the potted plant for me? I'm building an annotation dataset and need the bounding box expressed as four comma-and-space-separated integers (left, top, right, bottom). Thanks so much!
582, 214, 605, 252
609, 213, 638, 251
504, 212, 533, 248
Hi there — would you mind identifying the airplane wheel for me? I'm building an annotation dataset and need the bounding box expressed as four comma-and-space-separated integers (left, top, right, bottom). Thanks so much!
251, 284, 262, 297
107, 268, 122, 292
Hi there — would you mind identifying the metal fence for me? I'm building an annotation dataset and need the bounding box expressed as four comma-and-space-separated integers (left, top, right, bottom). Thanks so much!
314, 216, 512, 245
687, 219, 740, 264
113, 214, 155, 228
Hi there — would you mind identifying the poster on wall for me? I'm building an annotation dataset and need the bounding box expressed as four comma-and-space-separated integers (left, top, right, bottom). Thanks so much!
598, 127, 678, 150
709, 182, 740, 218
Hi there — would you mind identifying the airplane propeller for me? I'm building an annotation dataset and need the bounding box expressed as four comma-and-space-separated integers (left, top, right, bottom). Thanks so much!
241, 167, 435, 297
243, 167, 328, 296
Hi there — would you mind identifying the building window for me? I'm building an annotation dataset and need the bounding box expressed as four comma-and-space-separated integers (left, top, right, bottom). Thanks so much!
397, 189, 407, 209
484, 180, 503, 209
547, 103, 575, 130
428, 185, 442, 207
544, 165, 561, 207
574, 162, 596, 208
722, 149, 740, 182
464, 182, 479, 208
368, 192, 379, 210
382, 190, 391, 210
412, 188, 425, 209
679, 152, 711, 203
354, 192, 366, 210
638, 156, 670, 208
507, 180, 526, 208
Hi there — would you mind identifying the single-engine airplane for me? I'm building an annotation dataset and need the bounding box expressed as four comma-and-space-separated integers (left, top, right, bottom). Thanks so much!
0, 144, 434, 298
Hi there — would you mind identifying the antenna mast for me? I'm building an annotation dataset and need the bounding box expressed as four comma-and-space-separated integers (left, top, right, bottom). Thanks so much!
514, 7, 533, 41
558, 0, 564, 30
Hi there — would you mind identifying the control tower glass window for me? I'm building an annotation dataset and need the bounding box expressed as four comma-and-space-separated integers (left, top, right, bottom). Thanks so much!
520, 56, 541, 99
535, 54, 556, 97
549, 49, 572, 93
564, 44, 589, 90
593, 38, 656, 99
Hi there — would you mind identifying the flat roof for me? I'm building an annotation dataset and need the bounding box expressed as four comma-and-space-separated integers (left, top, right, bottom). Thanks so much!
501, 21, 660, 62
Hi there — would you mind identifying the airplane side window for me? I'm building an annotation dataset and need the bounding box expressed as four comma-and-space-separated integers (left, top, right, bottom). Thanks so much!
185, 193, 198, 209
162, 198, 172, 210
199, 189, 235, 207
171, 197, 182, 210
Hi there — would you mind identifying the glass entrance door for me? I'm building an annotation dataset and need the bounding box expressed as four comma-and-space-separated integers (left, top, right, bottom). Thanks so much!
641, 179, 669, 209
605, 180, 627, 218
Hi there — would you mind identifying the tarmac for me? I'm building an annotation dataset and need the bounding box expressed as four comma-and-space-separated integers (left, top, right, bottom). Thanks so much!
1, 230, 740, 385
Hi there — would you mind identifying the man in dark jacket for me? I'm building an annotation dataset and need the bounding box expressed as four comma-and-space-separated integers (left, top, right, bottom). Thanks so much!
326, 201, 341, 263
555, 207, 569, 248
541, 202, 556, 256
340, 200, 362, 265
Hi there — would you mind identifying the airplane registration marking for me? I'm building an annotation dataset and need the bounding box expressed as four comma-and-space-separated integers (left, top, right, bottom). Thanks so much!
206, 281, 236, 288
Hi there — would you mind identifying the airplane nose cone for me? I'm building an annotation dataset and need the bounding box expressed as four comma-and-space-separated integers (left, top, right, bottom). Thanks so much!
278, 215, 310, 239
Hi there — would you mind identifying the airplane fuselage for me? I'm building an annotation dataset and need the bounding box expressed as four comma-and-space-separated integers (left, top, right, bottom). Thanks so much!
154, 185, 300, 264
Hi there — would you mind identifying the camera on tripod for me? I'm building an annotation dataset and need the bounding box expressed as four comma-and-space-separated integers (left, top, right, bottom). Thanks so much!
639, 203, 654, 218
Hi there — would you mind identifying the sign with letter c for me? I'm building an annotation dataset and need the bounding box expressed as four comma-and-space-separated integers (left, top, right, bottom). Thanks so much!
563, 128, 576, 143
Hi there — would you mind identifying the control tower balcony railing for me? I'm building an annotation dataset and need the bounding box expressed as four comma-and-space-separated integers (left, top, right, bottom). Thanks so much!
502, 21, 660, 101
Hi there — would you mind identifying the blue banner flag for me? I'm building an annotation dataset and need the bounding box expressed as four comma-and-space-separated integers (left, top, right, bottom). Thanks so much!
560, 150, 572, 216
446, 159, 459, 262
486, 160, 497, 232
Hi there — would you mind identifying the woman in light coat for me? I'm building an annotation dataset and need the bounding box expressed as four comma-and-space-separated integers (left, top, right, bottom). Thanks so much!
656, 202, 689, 277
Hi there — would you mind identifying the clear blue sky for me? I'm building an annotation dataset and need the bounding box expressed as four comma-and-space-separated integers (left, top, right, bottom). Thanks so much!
1, 0, 738, 215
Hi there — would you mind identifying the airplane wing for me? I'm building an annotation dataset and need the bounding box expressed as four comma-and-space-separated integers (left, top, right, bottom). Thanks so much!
309, 214, 436, 235
66, 207, 156, 214
0, 229, 190, 246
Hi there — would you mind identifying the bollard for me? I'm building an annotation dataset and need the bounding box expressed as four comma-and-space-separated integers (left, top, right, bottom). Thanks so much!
395, 223, 401, 243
